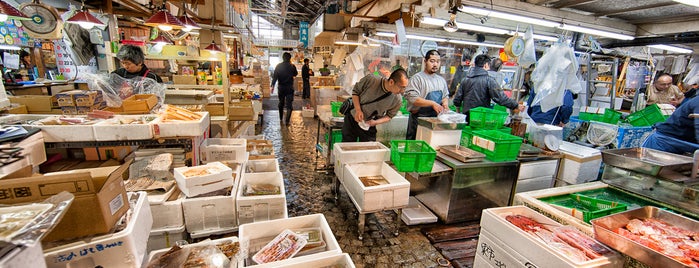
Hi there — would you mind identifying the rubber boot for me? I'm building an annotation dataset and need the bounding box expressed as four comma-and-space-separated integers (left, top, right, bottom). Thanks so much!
285, 109, 292, 125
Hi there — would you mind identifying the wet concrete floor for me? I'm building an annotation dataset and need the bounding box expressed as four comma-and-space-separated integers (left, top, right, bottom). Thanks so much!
256, 96, 448, 267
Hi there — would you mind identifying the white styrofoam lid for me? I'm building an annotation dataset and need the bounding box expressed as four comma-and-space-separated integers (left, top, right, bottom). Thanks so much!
558, 141, 601, 157
401, 207, 438, 225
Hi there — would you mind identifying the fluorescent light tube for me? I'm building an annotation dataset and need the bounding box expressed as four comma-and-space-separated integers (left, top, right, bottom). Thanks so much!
559, 24, 634, 40
448, 39, 504, 48
334, 41, 363, 46
648, 44, 693, 54
405, 34, 447, 42
375, 32, 395, 37
420, 16, 509, 35
459, 6, 561, 28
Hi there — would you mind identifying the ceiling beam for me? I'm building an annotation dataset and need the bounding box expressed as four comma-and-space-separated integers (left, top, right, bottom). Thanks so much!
547, 0, 599, 9
630, 13, 699, 25
113, 0, 151, 15
602, 34, 699, 48
594, 2, 678, 17
636, 20, 699, 37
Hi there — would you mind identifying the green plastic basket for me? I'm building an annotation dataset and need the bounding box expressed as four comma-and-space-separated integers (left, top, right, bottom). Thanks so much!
324, 129, 344, 148
591, 108, 622, 124
400, 98, 408, 114
469, 107, 508, 129
469, 129, 522, 162
331, 101, 343, 117
539, 194, 628, 223
578, 112, 595, 121
625, 104, 667, 127
497, 127, 512, 135
390, 140, 436, 172
461, 126, 473, 147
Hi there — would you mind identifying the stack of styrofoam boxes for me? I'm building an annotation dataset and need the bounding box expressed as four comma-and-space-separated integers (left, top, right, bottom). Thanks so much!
475, 206, 621, 268
238, 214, 351, 267
332, 142, 390, 187
556, 141, 602, 187
146, 191, 187, 253
176, 161, 240, 238
43, 192, 152, 268
515, 159, 559, 193
237, 171, 287, 225
201, 138, 248, 163
415, 119, 463, 148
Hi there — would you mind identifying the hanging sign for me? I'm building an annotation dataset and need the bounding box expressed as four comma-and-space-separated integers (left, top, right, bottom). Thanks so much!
299, 21, 309, 48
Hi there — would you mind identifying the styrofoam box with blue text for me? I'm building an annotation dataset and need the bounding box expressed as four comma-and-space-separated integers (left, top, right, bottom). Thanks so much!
43, 192, 152, 268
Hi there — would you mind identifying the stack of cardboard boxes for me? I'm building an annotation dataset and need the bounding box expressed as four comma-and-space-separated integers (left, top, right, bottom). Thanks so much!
55, 90, 106, 115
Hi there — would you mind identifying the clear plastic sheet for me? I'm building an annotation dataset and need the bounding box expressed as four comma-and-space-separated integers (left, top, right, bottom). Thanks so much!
437, 110, 467, 123
531, 42, 583, 112
80, 72, 166, 109
2, 191, 74, 246
518, 26, 537, 68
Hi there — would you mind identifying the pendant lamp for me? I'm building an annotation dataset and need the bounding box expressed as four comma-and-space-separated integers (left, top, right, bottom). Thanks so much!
66, 1, 106, 30
178, 14, 200, 32
204, 40, 222, 52
144, 3, 185, 31
151, 34, 172, 45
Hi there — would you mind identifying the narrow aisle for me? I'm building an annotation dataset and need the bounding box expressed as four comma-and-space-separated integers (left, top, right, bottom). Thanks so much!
257, 97, 446, 268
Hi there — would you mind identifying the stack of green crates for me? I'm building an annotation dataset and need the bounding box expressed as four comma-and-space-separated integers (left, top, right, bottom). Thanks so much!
539, 194, 627, 223
390, 140, 436, 172
469, 129, 522, 162
469, 107, 508, 129
590, 108, 622, 124
626, 104, 669, 126
324, 129, 344, 148
461, 126, 474, 147
331, 101, 343, 117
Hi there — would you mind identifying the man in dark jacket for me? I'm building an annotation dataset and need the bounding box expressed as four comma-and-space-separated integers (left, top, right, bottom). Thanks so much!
272, 52, 298, 125
448, 54, 471, 97
301, 58, 313, 99
453, 54, 523, 119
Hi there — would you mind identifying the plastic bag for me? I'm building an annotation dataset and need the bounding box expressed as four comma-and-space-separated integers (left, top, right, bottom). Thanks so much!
518, 25, 537, 68
438, 110, 466, 123
80, 72, 166, 109
3, 191, 74, 245
531, 42, 582, 112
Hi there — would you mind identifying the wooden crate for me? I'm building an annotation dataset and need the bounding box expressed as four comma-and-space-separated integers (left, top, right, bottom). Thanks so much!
123, 94, 157, 113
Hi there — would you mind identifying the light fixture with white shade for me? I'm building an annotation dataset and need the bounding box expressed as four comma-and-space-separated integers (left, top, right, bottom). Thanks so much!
673, 0, 699, 7
443, 9, 458, 33
178, 14, 201, 32
647, 44, 693, 54
459, 6, 561, 28
558, 24, 634, 40
420, 16, 509, 35
448, 39, 504, 48
151, 34, 172, 45
406, 34, 447, 42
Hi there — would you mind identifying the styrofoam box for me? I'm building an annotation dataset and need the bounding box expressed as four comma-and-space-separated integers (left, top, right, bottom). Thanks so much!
333, 141, 390, 165
201, 138, 247, 162
146, 225, 187, 253
334, 162, 345, 185
182, 164, 241, 237
36, 117, 101, 142
155, 112, 210, 137
301, 108, 314, 118
515, 176, 554, 193
149, 192, 185, 229
416, 125, 462, 148
0, 131, 46, 167
44, 192, 153, 268
480, 206, 620, 268
518, 159, 558, 180
146, 236, 239, 268
512, 181, 609, 236
475, 230, 533, 268
343, 162, 410, 212
92, 115, 160, 141
238, 214, 342, 268
272, 253, 355, 268
237, 171, 287, 225
245, 159, 280, 173
557, 141, 602, 184
0, 242, 46, 268
0, 114, 55, 125
401, 197, 438, 225
473, 254, 495, 268
174, 161, 234, 197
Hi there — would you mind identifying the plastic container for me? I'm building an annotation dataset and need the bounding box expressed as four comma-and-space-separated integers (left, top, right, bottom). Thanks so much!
43, 192, 152, 268
591, 108, 621, 124
0, 242, 46, 268
333, 141, 390, 165
416, 125, 462, 148
146, 225, 187, 253
245, 159, 280, 173
389, 140, 436, 172
460, 126, 473, 147
330, 102, 343, 117
174, 161, 235, 197
182, 190, 237, 238
237, 172, 288, 225
539, 194, 628, 223
469, 107, 508, 129
201, 138, 247, 162
470, 130, 522, 162
342, 162, 410, 212
401, 197, 437, 225
271, 253, 355, 268
626, 104, 667, 127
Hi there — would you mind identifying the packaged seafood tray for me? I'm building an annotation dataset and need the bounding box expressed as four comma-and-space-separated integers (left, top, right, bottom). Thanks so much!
238, 214, 341, 268
43, 192, 152, 268
342, 162, 410, 212
174, 161, 235, 197
480, 206, 621, 268
236, 171, 287, 225
591, 206, 699, 268
201, 138, 247, 162
251, 229, 308, 264
145, 236, 240, 268
34, 116, 102, 142
92, 114, 160, 141
154, 111, 210, 137
333, 141, 390, 165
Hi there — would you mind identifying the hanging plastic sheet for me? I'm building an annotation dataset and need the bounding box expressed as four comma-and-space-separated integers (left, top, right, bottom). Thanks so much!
81, 72, 166, 109
518, 25, 537, 68
530, 42, 582, 112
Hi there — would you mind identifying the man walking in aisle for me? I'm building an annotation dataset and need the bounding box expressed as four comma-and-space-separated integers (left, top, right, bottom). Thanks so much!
404, 50, 450, 140
272, 52, 298, 125
342, 69, 408, 142
302, 58, 313, 99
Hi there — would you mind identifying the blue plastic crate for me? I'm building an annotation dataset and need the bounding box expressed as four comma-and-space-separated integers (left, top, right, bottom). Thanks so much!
614, 125, 653, 149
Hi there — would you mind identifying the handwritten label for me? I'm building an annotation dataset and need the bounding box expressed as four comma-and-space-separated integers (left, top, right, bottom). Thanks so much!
52, 241, 124, 263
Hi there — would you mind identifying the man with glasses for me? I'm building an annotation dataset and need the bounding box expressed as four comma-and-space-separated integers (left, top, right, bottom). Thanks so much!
647, 73, 684, 107
342, 68, 408, 142
404, 50, 450, 140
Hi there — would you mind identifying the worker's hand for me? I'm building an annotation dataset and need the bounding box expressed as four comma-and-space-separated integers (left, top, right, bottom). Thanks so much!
442, 103, 450, 111
432, 102, 444, 114
670, 97, 682, 107
354, 109, 364, 122
366, 119, 377, 127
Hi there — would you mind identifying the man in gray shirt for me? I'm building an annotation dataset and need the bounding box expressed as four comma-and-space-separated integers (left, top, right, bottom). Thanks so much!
404, 50, 450, 140
343, 69, 408, 142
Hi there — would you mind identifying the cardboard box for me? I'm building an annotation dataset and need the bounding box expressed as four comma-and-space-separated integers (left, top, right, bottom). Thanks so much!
205, 103, 225, 116
60, 106, 77, 115
0, 160, 131, 242
8, 95, 53, 112
122, 94, 157, 113
172, 75, 197, 85
54, 91, 78, 107
7, 104, 28, 114
98, 146, 133, 161
228, 100, 254, 121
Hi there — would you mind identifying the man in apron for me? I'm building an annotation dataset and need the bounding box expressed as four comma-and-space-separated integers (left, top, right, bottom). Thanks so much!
404, 50, 450, 140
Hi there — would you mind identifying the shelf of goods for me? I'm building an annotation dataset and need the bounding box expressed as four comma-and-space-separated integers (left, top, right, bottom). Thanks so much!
43, 192, 152, 268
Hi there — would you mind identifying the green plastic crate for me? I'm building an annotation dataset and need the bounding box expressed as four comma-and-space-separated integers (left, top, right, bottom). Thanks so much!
331, 101, 343, 117
497, 127, 512, 135
390, 140, 436, 172
578, 112, 595, 121
591, 108, 622, 124
449, 104, 457, 112
461, 126, 473, 147
469, 107, 508, 129
324, 129, 344, 148
469, 129, 522, 162
493, 104, 508, 112
539, 194, 628, 223
400, 98, 408, 114
625, 104, 667, 127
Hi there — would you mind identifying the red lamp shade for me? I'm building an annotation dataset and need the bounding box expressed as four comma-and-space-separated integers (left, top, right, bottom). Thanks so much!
144, 10, 185, 30
151, 34, 172, 44
0, 0, 29, 20
177, 14, 200, 30
204, 41, 222, 52
66, 10, 106, 28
